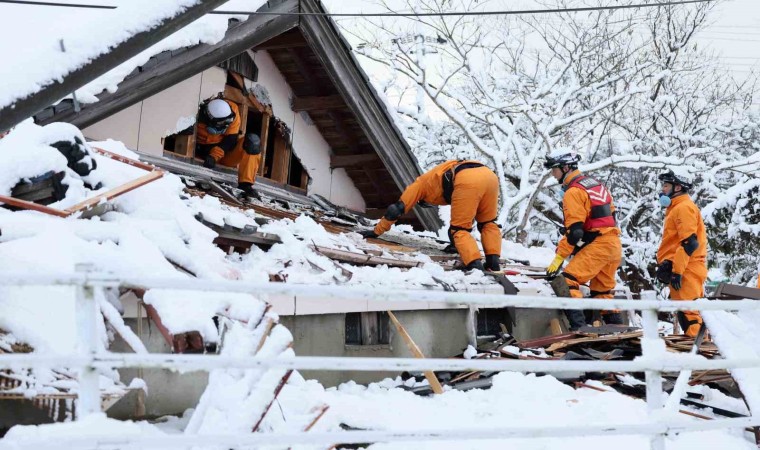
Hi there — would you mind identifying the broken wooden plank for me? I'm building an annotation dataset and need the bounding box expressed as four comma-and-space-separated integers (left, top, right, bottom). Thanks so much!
311, 245, 421, 269
65, 170, 164, 214
387, 311, 444, 395
251, 370, 294, 432
0, 195, 70, 217
91, 147, 157, 172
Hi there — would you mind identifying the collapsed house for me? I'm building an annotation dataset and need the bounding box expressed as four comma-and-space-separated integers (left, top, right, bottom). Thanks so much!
1, 0, 760, 446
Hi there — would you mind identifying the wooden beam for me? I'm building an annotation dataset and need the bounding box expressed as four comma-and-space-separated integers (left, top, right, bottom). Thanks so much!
37, 1, 299, 128
270, 133, 290, 184
64, 171, 164, 215
291, 95, 345, 112
387, 311, 444, 395
258, 113, 271, 177
254, 30, 308, 50
329, 153, 379, 168
1, 0, 230, 133
287, 47, 321, 96
0, 195, 70, 217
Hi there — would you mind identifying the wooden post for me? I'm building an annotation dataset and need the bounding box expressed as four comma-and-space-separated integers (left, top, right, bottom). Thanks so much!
387, 311, 444, 395
258, 114, 271, 177
271, 133, 291, 184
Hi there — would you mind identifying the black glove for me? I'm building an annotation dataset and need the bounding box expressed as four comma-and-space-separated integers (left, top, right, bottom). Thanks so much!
656, 260, 673, 284
442, 244, 458, 254
204, 155, 217, 169
671, 273, 682, 290
359, 229, 378, 239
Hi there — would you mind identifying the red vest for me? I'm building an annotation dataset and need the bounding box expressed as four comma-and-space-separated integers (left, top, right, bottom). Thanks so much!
567, 175, 616, 230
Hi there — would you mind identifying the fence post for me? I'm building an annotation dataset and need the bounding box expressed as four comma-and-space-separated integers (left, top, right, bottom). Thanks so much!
641, 308, 665, 450
75, 263, 100, 419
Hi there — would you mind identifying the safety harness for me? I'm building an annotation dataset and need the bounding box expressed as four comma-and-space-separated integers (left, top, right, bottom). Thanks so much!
562, 174, 616, 254
442, 161, 484, 204
565, 175, 616, 230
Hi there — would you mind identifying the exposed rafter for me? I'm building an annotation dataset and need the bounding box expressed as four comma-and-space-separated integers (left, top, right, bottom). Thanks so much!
291, 95, 345, 112
330, 153, 380, 168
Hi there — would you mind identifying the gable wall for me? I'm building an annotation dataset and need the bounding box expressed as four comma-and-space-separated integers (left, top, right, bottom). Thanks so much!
82, 54, 365, 211
82, 69, 225, 154
250, 50, 364, 211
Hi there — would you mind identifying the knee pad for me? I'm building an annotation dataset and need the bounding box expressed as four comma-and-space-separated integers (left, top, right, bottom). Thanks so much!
447, 225, 472, 245
243, 134, 262, 155
477, 217, 500, 232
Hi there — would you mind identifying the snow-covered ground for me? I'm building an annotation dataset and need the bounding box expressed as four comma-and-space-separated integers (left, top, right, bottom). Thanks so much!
0, 119, 756, 449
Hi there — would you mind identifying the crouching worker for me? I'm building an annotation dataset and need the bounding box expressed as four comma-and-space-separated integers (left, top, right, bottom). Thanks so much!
360, 160, 501, 272
543, 151, 623, 330
196, 98, 262, 199
655, 169, 707, 337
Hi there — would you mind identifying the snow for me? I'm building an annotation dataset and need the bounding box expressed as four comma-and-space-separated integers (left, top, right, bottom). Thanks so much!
702, 310, 760, 415
0, 1, 268, 112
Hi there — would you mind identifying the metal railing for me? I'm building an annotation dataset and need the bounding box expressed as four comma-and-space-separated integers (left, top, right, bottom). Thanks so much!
0, 268, 759, 450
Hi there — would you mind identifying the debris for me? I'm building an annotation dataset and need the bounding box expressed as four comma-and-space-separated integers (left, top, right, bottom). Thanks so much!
387, 311, 444, 395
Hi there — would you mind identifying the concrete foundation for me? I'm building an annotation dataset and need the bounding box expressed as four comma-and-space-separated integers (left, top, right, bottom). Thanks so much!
107, 318, 209, 420
279, 309, 470, 387
106, 303, 562, 419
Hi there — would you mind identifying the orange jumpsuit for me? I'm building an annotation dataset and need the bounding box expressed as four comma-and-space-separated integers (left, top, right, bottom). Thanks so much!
657, 194, 707, 337
196, 100, 261, 185
557, 170, 622, 300
373, 160, 501, 266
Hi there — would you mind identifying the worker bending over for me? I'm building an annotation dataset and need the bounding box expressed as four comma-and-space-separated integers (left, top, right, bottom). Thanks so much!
196, 98, 262, 199
361, 160, 501, 272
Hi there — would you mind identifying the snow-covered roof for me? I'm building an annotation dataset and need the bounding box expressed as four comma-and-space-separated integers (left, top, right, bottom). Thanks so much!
0, 0, 263, 111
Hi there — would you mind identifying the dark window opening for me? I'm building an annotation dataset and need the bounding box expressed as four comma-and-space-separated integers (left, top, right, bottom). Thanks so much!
345, 312, 390, 345
288, 152, 309, 189
160, 68, 310, 191
476, 308, 513, 337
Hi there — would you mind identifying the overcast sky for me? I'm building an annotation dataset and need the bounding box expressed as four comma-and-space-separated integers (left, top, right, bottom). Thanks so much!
1, 0, 758, 84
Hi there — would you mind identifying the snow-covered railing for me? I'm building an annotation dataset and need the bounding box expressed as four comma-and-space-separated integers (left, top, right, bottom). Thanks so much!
1, 269, 759, 450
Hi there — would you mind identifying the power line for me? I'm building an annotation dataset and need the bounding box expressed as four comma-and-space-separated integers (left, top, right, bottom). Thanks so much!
0, 0, 715, 17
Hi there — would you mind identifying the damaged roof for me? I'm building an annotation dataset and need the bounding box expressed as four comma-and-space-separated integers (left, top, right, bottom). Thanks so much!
32, 0, 442, 231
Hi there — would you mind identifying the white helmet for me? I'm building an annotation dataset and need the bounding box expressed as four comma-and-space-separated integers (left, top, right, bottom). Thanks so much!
206, 99, 233, 120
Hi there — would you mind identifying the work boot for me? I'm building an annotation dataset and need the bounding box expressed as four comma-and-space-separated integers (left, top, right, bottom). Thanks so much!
564, 309, 587, 331
485, 255, 501, 272
204, 155, 217, 169
602, 312, 624, 325
238, 182, 260, 201
465, 259, 485, 272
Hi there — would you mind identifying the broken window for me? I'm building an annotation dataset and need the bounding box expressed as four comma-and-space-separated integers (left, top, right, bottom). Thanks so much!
162, 61, 310, 192
476, 308, 513, 338
345, 312, 390, 346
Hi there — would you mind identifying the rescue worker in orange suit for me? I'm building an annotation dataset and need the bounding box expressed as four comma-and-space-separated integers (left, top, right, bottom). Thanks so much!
359, 160, 501, 272
196, 98, 262, 199
544, 151, 623, 330
655, 170, 707, 337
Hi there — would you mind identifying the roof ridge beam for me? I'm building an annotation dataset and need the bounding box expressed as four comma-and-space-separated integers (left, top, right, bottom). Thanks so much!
1, 0, 229, 133
36, 0, 300, 129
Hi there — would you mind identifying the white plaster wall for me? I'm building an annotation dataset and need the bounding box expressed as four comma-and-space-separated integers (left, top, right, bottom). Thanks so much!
251, 50, 365, 211
83, 55, 365, 211
82, 102, 141, 149
83, 68, 227, 156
